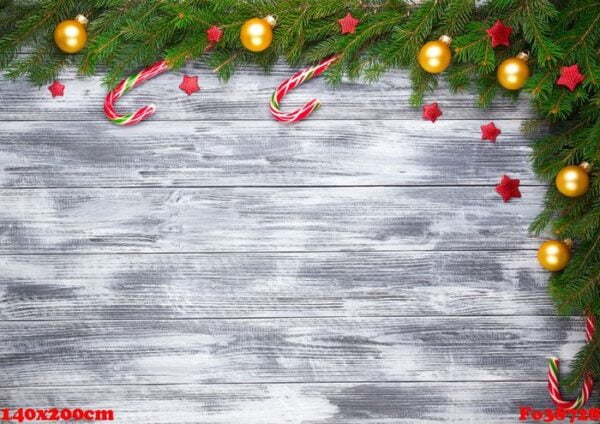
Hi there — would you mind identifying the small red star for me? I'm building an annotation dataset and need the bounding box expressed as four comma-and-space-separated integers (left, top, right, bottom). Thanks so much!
179, 75, 200, 96
481, 122, 502, 142
556, 64, 585, 92
48, 80, 65, 97
338, 13, 360, 34
495, 175, 521, 202
206, 26, 223, 43
486, 20, 512, 48
422, 102, 442, 123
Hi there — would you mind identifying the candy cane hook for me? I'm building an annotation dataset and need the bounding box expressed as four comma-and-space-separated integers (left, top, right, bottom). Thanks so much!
548, 314, 595, 410
269, 55, 340, 123
104, 60, 172, 126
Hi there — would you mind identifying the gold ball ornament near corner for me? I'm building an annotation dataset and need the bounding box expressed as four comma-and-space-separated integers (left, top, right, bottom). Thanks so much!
418, 35, 452, 74
555, 162, 591, 197
497, 52, 530, 90
537, 240, 571, 272
54, 15, 88, 53
240, 16, 275, 52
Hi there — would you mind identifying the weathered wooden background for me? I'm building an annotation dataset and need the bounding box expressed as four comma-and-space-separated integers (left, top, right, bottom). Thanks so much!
0, 62, 583, 422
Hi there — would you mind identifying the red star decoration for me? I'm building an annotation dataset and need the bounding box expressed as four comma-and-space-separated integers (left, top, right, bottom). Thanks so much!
338, 13, 360, 34
48, 80, 65, 97
422, 102, 442, 123
206, 26, 223, 43
495, 175, 521, 202
481, 122, 502, 142
556, 64, 585, 92
179, 75, 200, 96
486, 20, 512, 48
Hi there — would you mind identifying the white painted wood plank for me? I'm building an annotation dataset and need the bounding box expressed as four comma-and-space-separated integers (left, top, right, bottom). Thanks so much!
0, 316, 583, 385
0, 251, 550, 320
0, 120, 540, 188
0, 187, 543, 253
0, 59, 552, 424
0, 62, 536, 121
0, 382, 557, 423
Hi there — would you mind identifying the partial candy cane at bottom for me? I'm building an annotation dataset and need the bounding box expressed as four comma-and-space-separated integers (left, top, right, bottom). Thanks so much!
269, 55, 340, 123
548, 314, 595, 410
104, 60, 172, 126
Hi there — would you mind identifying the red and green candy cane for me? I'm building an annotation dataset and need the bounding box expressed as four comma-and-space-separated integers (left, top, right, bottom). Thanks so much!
269, 55, 340, 123
106, 55, 339, 125
104, 60, 172, 126
548, 314, 595, 410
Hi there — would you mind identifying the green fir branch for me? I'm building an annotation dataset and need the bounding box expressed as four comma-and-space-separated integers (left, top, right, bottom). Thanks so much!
0, 0, 599, 399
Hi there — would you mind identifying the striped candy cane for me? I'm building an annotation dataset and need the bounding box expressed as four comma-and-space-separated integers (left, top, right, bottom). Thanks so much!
269, 55, 339, 123
548, 314, 595, 410
104, 60, 172, 126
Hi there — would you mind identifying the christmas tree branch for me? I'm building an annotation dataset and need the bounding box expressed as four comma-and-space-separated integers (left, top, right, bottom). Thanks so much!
0, 0, 599, 402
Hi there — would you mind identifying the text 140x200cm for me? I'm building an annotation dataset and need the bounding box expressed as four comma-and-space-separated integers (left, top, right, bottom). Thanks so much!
1, 408, 114, 422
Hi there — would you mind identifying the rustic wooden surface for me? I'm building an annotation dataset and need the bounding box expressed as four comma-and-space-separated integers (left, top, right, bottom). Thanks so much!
0, 62, 578, 423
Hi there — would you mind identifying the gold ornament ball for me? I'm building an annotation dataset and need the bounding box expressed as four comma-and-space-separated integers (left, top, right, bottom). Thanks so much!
537, 240, 570, 272
54, 15, 88, 53
418, 36, 452, 74
497, 53, 530, 90
240, 17, 275, 52
555, 164, 590, 197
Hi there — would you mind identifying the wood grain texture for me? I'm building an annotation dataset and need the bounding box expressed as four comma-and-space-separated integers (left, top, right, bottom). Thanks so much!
0, 120, 542, 188
0, 316, 583, 386
0, 60, 555, 422
0, 187, 543, 253
0, 382, 557, 423
0, 62, 536, 122
0, 251, 549, 320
